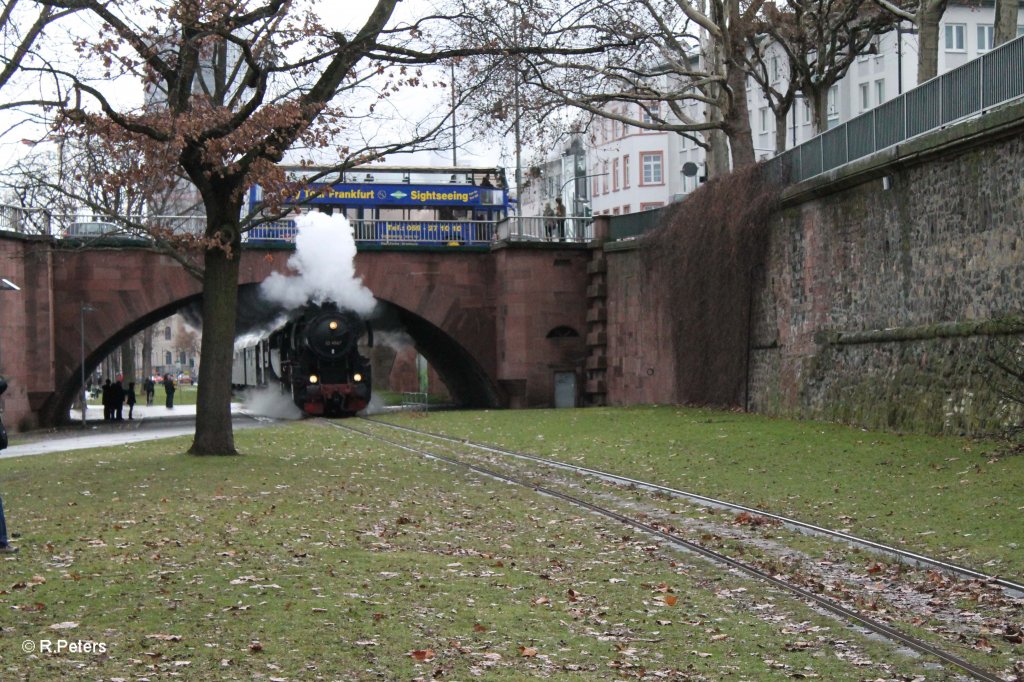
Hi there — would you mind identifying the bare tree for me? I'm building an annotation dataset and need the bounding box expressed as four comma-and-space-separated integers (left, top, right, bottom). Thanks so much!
452, 0, 761, 178
0, 1, 76, 109
874, 0, 945, 82
743, 36, 801, 153
760, 0, 900, 134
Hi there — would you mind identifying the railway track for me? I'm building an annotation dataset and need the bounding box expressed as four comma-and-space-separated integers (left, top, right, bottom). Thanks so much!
360, 418, 1024, 597
324, 417, 1022, 682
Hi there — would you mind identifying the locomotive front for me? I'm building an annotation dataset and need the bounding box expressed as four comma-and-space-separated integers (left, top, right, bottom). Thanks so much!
286, 304, 372, 416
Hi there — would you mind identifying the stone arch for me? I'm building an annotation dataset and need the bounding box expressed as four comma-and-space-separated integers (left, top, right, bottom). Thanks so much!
51, 294, 204, 424
372, 299, 501, 408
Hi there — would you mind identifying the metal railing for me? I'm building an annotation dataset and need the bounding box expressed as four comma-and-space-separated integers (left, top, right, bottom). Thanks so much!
245, 218, 498, 245
776, 34, 1024, 183
496, 216, 593, 242
401, 392, 429, 413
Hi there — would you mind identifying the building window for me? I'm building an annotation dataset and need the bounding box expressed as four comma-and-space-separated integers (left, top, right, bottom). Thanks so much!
977, 25, 994, 52
859, 82, 870, 111
640, 152, 663, 185
759, 106, 769, 133
602, 161, 609, 194
592, 167, 601, 195
165, 351, 172, 365
623, 204, 631, 214
827, 85, 840, 121
640, 102, 659, 125
622, 155, 630, 188
612, 207, 620, 215
612, 158, 619, 192
770, 56, 780, 81
164, 326, 171, 341
639, 202, 664, 211
801, 97, 811, 124
1017, 25, 1024, 38
875, 79, 886, 105
944, 24, 966, 52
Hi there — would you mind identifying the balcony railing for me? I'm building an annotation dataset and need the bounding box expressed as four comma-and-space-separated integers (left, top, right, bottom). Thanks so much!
496, 216, 593, 242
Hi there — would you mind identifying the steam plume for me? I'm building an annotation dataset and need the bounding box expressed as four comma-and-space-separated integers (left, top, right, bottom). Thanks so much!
260, 212, 376, 314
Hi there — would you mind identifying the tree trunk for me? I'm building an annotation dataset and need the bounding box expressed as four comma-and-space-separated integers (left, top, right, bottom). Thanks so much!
810, 87, 828, 135
724, 62, 755, 168
994, 0, 1017, 47
774, 109, 789, 154
189, 210, 242, 455
142, 327, 153, 379
917, 0, 947, 83
120, 340, 135, 384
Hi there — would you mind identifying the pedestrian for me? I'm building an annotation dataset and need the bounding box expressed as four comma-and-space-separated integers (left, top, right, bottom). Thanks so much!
543, 202, 555, 240
101, 378, 113, 421
143, 377, 155, 406
0, 378, 16, 555
164, 374, 176, 408
0, 493, 16, 554
126, 382, 137, 420
555, 197, 567, 241
111, 377, 125, 421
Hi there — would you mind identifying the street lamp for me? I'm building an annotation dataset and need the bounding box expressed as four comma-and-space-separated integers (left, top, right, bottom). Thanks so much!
80, 304, 95, 427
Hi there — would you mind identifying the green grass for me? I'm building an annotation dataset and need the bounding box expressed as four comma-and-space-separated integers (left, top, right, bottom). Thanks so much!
0, 408, 1019, 680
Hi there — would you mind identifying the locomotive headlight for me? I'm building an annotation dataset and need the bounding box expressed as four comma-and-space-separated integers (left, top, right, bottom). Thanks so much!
353, 373, 363, 383
309, 374, 319, 384
328, 320, 339, 330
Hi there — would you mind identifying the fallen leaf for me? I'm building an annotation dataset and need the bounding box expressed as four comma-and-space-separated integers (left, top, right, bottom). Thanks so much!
409, 649, 435, 661
49, 621, 79, 630
519, 646, 538, 657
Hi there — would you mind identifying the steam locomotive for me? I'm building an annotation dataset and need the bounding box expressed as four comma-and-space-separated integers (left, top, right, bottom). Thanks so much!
233, 302, 373, 417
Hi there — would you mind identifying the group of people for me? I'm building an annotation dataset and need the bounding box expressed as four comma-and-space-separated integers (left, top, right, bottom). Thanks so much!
99, 377, 135, 421
98, 374, 177, 421
542, 197, 568, 241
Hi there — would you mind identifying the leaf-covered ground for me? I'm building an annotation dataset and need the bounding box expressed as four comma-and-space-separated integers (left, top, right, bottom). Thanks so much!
0, 410, 1018, 680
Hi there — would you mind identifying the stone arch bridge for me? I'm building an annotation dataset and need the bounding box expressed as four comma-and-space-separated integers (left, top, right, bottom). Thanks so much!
0, 236, 594, 430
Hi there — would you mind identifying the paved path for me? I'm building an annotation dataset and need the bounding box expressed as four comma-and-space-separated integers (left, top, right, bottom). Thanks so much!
2, 403, 274, 459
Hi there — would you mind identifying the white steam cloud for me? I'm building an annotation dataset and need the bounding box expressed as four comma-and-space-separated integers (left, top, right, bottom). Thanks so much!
241, 388, 303, 420
260, 213, 376, 314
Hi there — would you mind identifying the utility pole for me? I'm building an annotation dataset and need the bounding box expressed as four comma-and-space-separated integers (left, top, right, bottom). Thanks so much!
450, 61, 458, 166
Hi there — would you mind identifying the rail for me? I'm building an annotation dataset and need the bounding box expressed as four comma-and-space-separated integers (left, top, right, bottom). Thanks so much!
774, 34, 1024, 183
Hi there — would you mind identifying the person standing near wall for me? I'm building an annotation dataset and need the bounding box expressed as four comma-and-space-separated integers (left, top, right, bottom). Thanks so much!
126, 382, 137, 420
164, 374, 175, 408
555, 197, 567, 241
0, 377, 17, 554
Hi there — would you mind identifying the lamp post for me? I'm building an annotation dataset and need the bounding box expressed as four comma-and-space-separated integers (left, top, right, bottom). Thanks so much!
80, 304, 95, 426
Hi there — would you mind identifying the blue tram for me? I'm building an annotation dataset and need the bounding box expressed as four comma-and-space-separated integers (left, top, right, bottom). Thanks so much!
245, 166, 510, 247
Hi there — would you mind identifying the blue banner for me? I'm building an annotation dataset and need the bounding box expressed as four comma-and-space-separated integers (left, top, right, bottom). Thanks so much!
294, 183, 503, 208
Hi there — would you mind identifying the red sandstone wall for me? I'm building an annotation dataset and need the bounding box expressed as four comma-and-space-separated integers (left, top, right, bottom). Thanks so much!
492, 246, 589, 408
602, 243, 678, 406
0, 235, 56, 431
